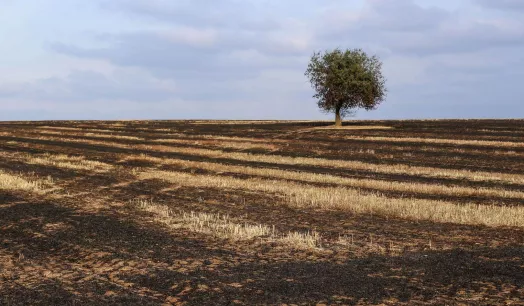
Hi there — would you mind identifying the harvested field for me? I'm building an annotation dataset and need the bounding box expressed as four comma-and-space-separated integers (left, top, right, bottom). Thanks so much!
1, 119, 523, 305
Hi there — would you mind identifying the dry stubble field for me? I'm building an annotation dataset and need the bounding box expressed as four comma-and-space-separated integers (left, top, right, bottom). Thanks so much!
0, 119, 523, 305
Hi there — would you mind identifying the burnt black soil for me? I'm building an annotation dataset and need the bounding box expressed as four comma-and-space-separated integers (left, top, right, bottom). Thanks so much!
1, 119, 523, 305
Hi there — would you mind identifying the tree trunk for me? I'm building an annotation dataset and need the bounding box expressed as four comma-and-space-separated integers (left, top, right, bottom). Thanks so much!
335, 108, 342, 127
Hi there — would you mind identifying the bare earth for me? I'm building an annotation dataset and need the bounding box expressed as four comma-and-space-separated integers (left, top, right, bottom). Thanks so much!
0, 119, 523, 305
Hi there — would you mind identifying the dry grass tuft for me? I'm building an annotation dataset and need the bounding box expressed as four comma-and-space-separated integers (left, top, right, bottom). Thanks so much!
181, 211, 273, 240
153, 138, 278, 150
84, 133, 143, 141
24, 154, 114, 172
37, 126, 80, 131
37, 127, 117, 134
0, 170, 52, 193
130, 199, 321, 249
280, 231, 321, 249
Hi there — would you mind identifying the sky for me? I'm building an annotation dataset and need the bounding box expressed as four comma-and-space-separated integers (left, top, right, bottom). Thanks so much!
1, 0, 523, 121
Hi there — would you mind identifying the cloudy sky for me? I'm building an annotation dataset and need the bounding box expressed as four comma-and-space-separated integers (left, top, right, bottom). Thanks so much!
1, 0, 523, 120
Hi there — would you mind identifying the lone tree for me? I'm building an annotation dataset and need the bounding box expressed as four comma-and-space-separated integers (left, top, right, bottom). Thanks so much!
305, 48, 387, 126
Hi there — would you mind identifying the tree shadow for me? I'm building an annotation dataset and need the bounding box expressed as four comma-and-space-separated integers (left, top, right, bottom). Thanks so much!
160, 245, 524, 305
0, 191, 237, 305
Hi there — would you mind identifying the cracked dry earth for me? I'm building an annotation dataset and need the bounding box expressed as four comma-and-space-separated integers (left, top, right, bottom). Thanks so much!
1, 119, 524, 305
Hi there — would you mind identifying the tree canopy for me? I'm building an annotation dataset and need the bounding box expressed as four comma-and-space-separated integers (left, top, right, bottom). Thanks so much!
305, 48, 387, 126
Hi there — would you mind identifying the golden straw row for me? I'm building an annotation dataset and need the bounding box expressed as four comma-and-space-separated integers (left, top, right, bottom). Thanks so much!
138, 170, 524, 228
4, 134, 524, 186
125, 154, 524, 203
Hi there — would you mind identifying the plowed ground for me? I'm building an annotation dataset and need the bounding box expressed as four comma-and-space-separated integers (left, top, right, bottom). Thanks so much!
1, 119, 523, 305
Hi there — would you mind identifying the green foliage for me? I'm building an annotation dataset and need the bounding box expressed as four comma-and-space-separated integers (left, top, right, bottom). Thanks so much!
305, 48, 387, 125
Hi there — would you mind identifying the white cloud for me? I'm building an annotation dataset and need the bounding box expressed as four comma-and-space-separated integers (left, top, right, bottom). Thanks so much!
161, 26, 219, 47
2, 0, 524, 120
